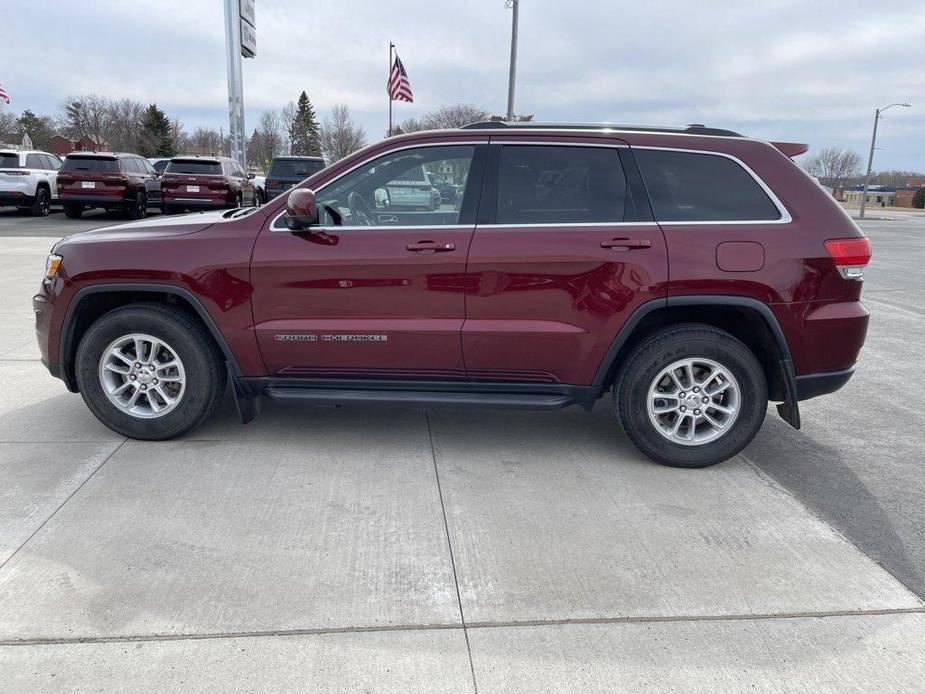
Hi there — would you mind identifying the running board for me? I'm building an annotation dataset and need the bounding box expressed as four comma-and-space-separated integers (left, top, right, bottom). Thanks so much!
263, 386, 576, 410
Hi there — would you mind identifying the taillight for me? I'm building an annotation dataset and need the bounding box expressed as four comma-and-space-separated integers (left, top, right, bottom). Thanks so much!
825, 237, 871, 280
2, 169, 30, 176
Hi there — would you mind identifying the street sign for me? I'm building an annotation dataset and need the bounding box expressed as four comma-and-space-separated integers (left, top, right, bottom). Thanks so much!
240, 0, 256, 58
240, 19, 256, 58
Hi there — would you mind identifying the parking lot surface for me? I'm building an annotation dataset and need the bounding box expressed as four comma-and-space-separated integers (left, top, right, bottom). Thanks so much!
1, 208, 925, 691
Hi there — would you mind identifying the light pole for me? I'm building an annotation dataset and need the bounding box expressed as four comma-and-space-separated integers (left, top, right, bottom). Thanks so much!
859, 102, 910, 219
505, 0, 519, 121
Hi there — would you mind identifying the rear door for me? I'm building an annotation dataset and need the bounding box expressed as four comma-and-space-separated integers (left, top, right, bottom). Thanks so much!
251, 141, 487, 378
462, 140, 668, 385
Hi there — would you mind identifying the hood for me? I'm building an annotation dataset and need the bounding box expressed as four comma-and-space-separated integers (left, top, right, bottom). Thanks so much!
56, 209, 235, 249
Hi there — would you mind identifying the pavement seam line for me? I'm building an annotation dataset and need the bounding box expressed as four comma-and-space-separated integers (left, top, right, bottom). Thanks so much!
740, 452, 925, 606
2, 607, 923, 647
424, 410, 479, 694
0, 438, 128, 573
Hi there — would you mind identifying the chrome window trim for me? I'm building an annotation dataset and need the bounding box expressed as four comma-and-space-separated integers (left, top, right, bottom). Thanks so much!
631, 145, 792, 225
491, 140, 628, 149
477, 222, 660, 229
270, 141, 485, 231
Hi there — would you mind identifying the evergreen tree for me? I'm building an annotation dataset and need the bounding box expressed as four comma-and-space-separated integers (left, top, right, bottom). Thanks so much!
139, 104, 175, 157
288, 91, 321, 157
17, 110, 55, 150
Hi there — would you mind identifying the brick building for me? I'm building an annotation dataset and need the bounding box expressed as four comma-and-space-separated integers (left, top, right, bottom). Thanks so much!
50, 134, 109, 156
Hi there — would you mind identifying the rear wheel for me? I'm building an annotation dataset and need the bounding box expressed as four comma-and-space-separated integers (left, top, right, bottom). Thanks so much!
63, 203, 83, 219
75, 304, 226, 440
613, 324, 767, 468
30, 187, 51, 216
128, 191, 147, 219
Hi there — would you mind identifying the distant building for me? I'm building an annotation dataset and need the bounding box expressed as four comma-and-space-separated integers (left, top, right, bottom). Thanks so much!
894, 177, 925, 208
843, 185, 898, 207
51, 134, 109, 156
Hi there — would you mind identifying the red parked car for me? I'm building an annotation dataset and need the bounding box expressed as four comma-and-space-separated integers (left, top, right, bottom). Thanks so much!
57, 152, 162, 219
34, 122, 871, 467
161, 156, 257, 214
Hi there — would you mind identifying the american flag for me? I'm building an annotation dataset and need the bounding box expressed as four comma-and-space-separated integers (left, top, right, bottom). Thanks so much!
388, 54, 413, 103
0, 83, 9, 104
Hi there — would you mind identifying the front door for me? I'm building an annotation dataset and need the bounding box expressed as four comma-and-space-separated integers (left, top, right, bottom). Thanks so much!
251, 143, 485, 379
463, 141, 669, 385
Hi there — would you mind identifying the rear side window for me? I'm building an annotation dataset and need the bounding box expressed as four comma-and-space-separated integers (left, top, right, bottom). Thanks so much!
635, 149, 781, 222
496, 146, 628, 224
61, 156, 119, 173
0, 153, 19, 168
268, 159, 324, 178
167, 160, 222, 175
25, 154, 44, 168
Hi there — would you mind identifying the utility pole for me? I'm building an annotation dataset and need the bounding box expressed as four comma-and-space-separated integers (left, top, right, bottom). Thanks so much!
860, 102, 910, 219
506, 0, 519, 121
224, 0, 256, 166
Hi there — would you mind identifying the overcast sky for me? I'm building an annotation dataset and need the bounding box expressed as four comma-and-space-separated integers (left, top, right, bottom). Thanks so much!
4, 0, 924, 169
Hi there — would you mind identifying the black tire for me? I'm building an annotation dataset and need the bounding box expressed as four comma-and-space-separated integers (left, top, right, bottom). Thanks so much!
127, 191, 147, 219
63, 203, 83, 219
613, 324, 768, 468
30, 187, 51, 217
75, 303, 226, 440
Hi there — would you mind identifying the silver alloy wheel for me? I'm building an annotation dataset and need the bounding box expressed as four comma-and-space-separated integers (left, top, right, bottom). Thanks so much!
98, 333, 186, 419
647, 357, 741, 446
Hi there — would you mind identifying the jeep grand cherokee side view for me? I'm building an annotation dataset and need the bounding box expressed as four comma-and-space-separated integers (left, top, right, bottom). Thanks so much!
33, 122, 871, 467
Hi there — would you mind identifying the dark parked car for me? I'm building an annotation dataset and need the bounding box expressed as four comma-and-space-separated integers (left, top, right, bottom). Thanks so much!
264, 156, 325, 199
57, 153, 161, 219
35, 122, 871, 467
161, 156, 257, 214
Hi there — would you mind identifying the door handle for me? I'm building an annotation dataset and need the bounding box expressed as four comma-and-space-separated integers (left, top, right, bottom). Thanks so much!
601, 238, 652, 250
406, 241, 456, 253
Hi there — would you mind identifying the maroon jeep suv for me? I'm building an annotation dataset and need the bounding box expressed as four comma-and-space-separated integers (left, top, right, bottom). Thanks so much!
161, 156, 257, 214
33, 122, 871, 467
58, 152, 162, 219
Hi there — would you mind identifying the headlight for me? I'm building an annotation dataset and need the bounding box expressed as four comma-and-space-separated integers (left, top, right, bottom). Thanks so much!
44, 254, 62, 282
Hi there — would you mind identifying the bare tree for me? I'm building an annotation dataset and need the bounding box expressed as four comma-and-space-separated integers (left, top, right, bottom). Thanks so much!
249, 110, 284, 169
804, 147, 862, 197
281, 101, 297, 155
106, 98, 146, 152
0, 105, 17, 136
319, 105, 367, 163
61, 95, 110, 147
190, 127, 222, 156
394, 104, 490, 135
170, 117, 189, 154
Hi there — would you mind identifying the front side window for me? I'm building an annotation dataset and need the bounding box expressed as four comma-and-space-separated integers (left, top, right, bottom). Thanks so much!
634, 149, 782, 222
496, 145, 629, 224
312, 145, 475, 227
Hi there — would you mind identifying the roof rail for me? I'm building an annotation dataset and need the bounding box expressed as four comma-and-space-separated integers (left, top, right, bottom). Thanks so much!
461, 121, 742, 137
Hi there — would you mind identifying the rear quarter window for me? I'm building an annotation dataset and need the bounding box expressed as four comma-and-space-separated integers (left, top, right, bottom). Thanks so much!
0, 154, 20, 168
166, 160, 223, 175
634, 149, 782, 222
61, 157, 119, 173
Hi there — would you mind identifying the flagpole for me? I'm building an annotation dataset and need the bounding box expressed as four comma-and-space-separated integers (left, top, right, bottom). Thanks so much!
388, 42, 395, 136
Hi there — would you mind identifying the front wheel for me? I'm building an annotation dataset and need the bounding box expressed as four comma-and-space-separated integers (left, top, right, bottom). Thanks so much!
613, 324, 767, 468
30, 187, 51, 216
75, 304, 226, 440
127, 191, 147, 219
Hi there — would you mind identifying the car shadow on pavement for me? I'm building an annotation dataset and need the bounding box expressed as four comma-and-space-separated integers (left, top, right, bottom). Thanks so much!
747, 416, 925, 599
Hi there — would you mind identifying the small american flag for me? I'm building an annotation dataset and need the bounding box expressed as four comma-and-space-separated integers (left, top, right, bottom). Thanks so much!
388, 54, 413, 103
0, 83, 9, 104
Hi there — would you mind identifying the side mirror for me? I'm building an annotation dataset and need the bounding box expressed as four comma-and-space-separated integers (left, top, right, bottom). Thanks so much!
285, 188, 319, 230
374, 187, 391, 208
247, 172, 256, 179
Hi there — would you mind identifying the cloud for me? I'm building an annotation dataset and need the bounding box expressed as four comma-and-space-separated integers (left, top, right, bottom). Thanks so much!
3, 0, 923, 168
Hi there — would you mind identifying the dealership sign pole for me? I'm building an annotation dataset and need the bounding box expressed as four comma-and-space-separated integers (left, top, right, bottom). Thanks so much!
224, 0, 256, 166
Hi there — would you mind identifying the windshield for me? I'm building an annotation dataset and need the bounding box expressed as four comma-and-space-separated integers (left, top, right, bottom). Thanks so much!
167, 160, 222, 175
61, 156, 119, 172
268, 159, 324, 178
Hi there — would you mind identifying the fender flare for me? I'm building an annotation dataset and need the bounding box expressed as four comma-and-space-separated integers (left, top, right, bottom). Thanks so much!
58, 283, 244, 390
591, 294, 800, 428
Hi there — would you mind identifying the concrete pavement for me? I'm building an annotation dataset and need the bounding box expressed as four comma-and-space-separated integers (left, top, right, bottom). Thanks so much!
1, 220, 925, 692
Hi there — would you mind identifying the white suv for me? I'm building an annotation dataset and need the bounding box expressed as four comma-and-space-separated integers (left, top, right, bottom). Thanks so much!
0, 149, 63, 216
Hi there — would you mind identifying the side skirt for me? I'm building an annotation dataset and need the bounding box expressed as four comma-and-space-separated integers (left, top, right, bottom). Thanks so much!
231, 376, 600, 422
